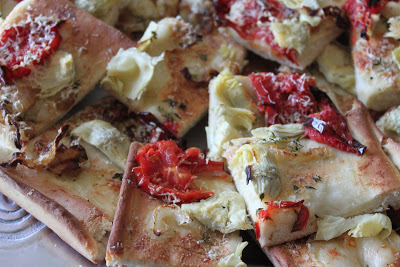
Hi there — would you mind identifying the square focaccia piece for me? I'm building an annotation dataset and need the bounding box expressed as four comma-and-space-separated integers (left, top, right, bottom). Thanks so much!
0, 96, 179, 263
223, 100, 400, 247
345, 0, 400, 111
266, 228, 400, 266
214, 0, 345, 70
106, 142, 251, 266
101, 17, 247, 137
0, 0, 134, 159
206, 70, 400, 247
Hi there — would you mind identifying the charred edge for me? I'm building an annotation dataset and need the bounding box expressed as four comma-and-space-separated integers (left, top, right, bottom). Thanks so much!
180, 67, 217, 88
361, 25, 368, 39
0, 67, 7, 86
102, 100, 130, 122
323, 6, 349, 29
245, 165, 251, 185
309, 85, 341, 114
137, 112, 178, 141
13, 123, 22, 150
54, 124, 70, 146
0, 152, 24, 168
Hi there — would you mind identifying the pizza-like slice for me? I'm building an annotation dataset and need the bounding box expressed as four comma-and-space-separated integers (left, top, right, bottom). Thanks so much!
344, 0, 400, 111
207, 71, 400, 248
106, 141, 252, 266
101, 17, 247, 137
267, 214, 400, 266
214, 0, 346, 70
0, 0, 134, 159
206, 69, 356, 160
0, 96, 179, 263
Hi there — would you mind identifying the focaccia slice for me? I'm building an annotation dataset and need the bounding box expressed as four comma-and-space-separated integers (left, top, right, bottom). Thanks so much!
345, 0, 400, 111
223, 100, 400, 247
0, 97, 178, 263
0, 0, 134, 158
267, 230, 400, 266
107, 142, 251, 266
206, 70, 356, 161
214, 0, 345, 70
101, 17, 247, 137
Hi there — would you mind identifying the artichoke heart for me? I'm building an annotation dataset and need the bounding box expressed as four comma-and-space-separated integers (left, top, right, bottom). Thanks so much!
101, 47, 164, 101
71, 120, 131, 170
251, 124, 305, 139
250, 148, 282, 199
181, 191, 252, 234
316, 213, 392, 241
231, 144, 282, 198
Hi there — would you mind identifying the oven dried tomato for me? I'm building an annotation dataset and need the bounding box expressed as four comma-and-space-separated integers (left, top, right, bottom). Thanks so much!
215, 0, 298, 65
132, 140, 224, 204
250, 72, 318, 125
250, 73, 366, 154
255, 200, 309, 239
0, 16, 62, 82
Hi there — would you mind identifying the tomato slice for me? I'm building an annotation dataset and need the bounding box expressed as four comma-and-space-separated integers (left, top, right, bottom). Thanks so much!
250, 73, 318, 125
0, 17, 62, 82
132, 140, 224, 204
215, 0, 298, 65
250, 72, 366, 154
302, 87, 366, 155
344, 0, 390, 41
255, 200, 309, 239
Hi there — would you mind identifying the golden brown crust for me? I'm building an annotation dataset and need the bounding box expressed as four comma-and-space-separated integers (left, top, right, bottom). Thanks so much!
107, 143, 243, 266
346, 100, 400, 199
107, 142, 142, 259
0, 168, 105, 263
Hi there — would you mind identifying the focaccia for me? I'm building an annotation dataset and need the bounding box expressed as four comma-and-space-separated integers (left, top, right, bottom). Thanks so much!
214, 0, 345, 70
101, 17, 247, 137
267, 231, 400, 266
223, 100, 400, 247
0, 96, 178, 263
0, 0, 134, 159
107, 142, 251, 266
345, 0, 400, 111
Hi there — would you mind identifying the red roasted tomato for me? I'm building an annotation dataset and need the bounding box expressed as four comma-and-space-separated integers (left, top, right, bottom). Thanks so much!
250, 72, 366, 154
255, 200, 310, 239
0, 17, 62, 82
132, 140, 225, 204
250, 72, 318, 125
215, 0, 298, 65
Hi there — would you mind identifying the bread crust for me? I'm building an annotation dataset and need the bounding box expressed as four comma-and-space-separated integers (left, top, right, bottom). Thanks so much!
0, 168, 106, 263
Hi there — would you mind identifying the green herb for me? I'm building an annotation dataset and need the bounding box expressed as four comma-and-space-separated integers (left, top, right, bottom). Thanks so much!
112, 173, 123, 180
150, 31, 157, 42
199, 54, 208, 61
173, 113, 182, 119
305, 185, 316, 190
293, 184, 300, 193
228, 140, 233, 146
202, 233, 210, 243
163, 98, 177, 107
313, 175, 322, 183
372, 58, 381, 66
287, 137, 303, 152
